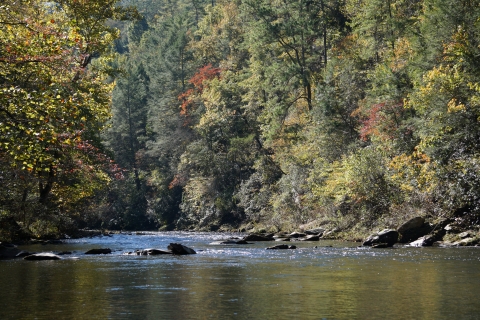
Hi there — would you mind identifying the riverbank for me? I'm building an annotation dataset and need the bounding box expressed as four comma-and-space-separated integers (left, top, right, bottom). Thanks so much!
2, 212, 479, 248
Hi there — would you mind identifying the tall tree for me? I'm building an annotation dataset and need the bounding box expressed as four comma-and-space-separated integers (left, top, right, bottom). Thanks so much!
0, 0, 138, 237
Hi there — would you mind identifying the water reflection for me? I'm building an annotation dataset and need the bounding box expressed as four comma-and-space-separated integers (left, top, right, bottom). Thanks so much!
1, 233, 480, 319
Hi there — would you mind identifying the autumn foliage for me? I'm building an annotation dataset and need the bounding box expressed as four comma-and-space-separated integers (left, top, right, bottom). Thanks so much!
178, 64, 221, 116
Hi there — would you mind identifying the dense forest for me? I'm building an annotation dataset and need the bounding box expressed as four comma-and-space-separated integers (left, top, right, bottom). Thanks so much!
1, 0, 480, 241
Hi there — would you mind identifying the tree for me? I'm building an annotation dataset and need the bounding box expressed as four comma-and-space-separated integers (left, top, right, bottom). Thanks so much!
0, 0, 138, 237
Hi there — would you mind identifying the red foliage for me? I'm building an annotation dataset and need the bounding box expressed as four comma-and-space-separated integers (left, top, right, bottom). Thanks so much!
55, 131, 125, 180
358, 101, 404, 141
168, 174, 186, 189
178, 64, 221, 118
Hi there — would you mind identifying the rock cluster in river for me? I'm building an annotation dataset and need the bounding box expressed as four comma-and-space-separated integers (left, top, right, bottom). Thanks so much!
361, 216, 480, 248
124, 243, 197, 256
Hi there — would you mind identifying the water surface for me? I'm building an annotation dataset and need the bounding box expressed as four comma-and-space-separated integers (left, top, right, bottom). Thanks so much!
1, 232, 479, 319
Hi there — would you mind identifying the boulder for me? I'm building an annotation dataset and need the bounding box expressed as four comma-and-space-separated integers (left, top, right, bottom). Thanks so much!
398, 217, 425, 233
398, 217, 432, 243
458, 231, 473, 239
454, 237, 480, 246
363, 229, 399, 247
298, 235, 320, 241
444, 224, 461, 233
85, 248, 112, 254
139, 248, 172, 255
322, 229, 339, 239
304, 228, 325, 236
408, 235, 437, 247
243, 234, 274, 241
24, 253, 61, 261
274, 238, 291, 242
289, 232, 306, 238
167, 243, 196, 255
16, 250, 34, 258
273, 232, 290, 239
266, 244, 296, 250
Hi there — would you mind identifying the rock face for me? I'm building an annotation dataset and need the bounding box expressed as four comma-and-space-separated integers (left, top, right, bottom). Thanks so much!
167, 243, 196, 255
24, 253, 62, 260
398, 217, 432, 243
363, 229, 399, 247
243, 234, 274, 241
85, 248, 112, 254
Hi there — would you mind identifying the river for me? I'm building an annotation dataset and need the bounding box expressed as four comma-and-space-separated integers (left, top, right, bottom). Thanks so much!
1, 232, 479, 319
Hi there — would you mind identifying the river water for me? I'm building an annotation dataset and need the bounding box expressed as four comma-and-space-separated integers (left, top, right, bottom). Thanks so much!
1, 232, 480, 319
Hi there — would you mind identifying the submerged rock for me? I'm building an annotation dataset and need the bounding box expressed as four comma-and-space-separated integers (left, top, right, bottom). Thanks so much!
210, 239, 251, 245
243, 234, 274, 241
24, 253, 61, 260
57, 251, 73, 255
371, 243, 390, 248
16, 250, 34, 258
85, 248, 112, 254
167, 243, 196, 255
138, 248, 172, 255
363, 229, 399, 247
266, 244, 296, 250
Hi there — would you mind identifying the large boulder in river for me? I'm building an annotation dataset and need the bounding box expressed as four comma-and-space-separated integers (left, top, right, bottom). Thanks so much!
85, 248, 112, 254
243, 234, 274, 241
167, 243, 196, 255
398, 217, 432, 243
24, 253, 61, 261
363, 229, 399, 247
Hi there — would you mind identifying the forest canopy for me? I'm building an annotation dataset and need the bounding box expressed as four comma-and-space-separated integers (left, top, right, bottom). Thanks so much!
2, 0, 480, 240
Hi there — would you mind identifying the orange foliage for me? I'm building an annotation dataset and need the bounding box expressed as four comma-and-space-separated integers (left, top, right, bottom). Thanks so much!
178, 64, 221, 117
354, 101, 404, 141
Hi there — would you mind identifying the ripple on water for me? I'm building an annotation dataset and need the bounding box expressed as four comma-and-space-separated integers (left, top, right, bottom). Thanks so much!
2, 232, 480, 319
